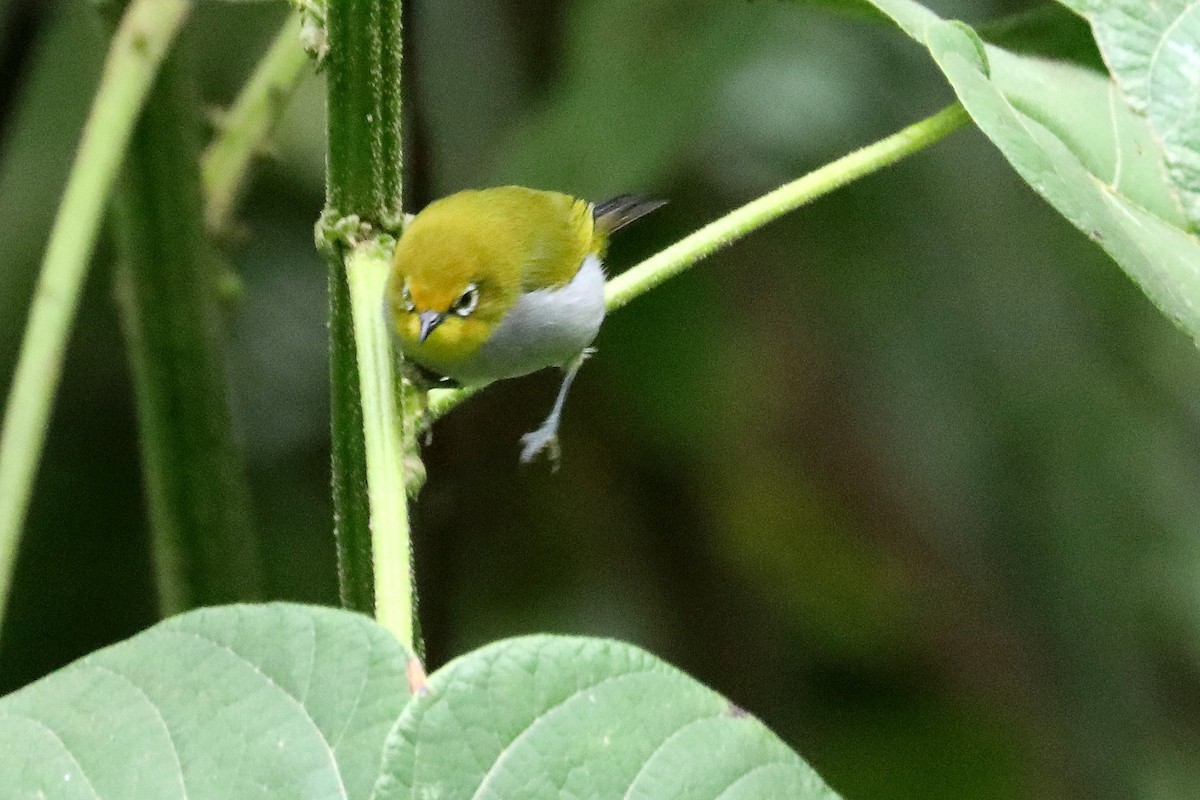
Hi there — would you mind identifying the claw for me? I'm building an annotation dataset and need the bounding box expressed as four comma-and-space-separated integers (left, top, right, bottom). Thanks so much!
517, 353, 587, 471
519, 425, 561, 471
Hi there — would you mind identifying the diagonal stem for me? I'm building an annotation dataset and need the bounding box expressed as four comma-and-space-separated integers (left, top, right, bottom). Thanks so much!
201, 11, 312, 234
425, 102, 970, 424
0, 0, 192, 625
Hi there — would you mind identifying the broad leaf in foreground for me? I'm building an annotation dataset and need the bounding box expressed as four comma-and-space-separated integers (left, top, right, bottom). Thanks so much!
856, 0, 1200, 343
0, 604, 412, 800
1060, 0, 1200, 226
373, 635, 841, 800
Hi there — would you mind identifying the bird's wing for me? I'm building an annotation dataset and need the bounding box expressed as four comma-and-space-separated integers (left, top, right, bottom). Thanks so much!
517, 192, 596, 292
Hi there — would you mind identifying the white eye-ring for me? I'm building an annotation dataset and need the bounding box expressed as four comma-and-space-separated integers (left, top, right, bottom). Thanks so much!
452, 283, 479, 317
400, 283, 416, 312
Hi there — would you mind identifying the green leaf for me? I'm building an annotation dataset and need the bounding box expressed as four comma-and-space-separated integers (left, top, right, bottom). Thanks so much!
373, 636, 841, 800
1063, 0, 1200, 226
857, 0, 1200, 343
0, 604, 413, 799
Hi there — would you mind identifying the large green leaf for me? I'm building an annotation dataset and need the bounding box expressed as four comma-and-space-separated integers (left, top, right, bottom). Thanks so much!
1060, 0, 1200, 226
0, 604, 412, 799
855, 0, 1200, 343
373, 636, 841, 800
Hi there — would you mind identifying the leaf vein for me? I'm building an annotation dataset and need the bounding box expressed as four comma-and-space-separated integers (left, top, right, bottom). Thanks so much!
620, 711, 727, 800
712, 759, 800, 800
328, 629, 376, 752
467, 667, 661, 800
82, 662, 189, 800
158, 627, 350, 800
0, 712, 103, 800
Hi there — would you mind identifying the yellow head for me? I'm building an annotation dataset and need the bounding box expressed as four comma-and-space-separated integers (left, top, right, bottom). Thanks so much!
387, 187, 595, 375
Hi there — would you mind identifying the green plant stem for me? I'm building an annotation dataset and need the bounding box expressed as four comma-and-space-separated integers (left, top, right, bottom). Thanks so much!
326, 234, 374, 615
0, 0, 191, 624
322, 0, 410, 648
425, 101, 971, 424
111, 35, 262, 614
346, 241, 412, 647
605, 103, 969, 308
325, 0, 403, 224
201, 11, 311, 234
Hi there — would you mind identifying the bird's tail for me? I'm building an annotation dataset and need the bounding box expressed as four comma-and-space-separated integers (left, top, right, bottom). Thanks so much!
592, 195, 667, 235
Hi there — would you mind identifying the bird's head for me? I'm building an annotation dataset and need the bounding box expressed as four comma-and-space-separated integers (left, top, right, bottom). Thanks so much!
387, 196, 524, 366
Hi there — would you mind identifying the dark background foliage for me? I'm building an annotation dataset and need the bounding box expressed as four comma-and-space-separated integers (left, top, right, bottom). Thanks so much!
3, 1, 1200, 798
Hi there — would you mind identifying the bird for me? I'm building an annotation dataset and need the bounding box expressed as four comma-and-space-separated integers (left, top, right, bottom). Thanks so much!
386, 186, 664, 467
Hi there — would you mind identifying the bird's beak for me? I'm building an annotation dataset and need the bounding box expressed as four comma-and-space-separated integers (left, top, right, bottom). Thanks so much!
417, 310, 445, 343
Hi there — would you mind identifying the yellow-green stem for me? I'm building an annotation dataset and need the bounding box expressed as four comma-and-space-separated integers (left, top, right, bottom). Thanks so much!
425, 101, 970, 424
0, 0, 191, 624
605, 103, 969, 309
345, 241, 413, 648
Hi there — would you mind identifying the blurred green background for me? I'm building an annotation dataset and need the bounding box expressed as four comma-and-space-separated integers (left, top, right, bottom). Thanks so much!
3, 1, 1200, 798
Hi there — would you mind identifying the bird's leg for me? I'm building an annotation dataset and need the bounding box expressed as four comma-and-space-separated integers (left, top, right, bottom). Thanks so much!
520, 350, 592, 469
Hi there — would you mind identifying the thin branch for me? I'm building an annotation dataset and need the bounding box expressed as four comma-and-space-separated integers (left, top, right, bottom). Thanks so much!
0, 0, 191, 624
201, 11, 312, 234
424, 102, 971, 424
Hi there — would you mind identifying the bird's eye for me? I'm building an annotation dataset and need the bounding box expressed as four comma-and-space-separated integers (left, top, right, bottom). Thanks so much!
452, 283, 479, 317
400, 283, 415, 312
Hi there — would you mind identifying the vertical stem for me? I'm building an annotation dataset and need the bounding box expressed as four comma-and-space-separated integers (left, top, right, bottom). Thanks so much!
323, 0, 413, 648
325, 0, 403, 224
346, 242, 412, 647
0, 0, 191, 624
111, 34, 262, 613
328, 259, 374, 613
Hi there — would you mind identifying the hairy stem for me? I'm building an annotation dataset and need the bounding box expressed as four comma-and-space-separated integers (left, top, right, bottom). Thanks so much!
327, 249, 374, 614
425, 102, 970, 423
325, 0, 403, 224
0, 0, 191, 625
323, 0, 412, 649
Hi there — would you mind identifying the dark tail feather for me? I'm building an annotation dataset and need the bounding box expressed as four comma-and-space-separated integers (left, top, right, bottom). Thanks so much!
592, 195, 667, 234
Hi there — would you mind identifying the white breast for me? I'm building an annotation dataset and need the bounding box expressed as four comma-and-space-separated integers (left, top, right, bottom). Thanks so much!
456, 253, 606, 384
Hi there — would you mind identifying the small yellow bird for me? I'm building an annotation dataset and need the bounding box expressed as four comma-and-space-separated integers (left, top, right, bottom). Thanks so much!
387, 186, 663, 466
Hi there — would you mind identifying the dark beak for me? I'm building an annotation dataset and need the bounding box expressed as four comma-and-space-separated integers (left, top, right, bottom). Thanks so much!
418, 310, 444, 343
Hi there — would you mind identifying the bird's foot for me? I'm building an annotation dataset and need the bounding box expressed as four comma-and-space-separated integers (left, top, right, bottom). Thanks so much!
519, 421, 562, 471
